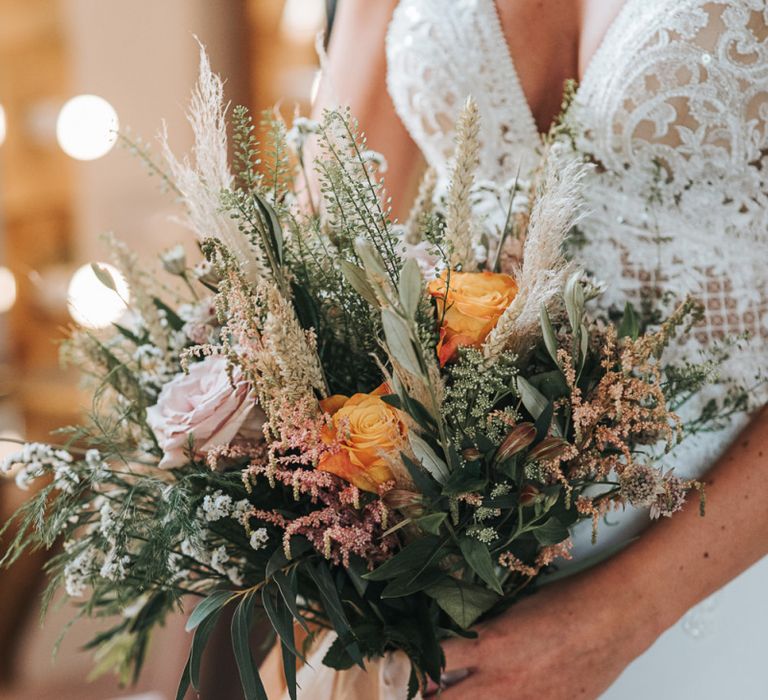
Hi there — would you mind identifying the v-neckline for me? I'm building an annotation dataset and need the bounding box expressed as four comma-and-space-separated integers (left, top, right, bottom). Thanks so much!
486, 0, 638, 141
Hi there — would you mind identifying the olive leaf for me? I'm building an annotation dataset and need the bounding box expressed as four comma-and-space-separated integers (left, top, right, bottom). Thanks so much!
408, 432, 450, 483
398, 257, 423, 319
340, 261, 380, 307
91, 263, 118, 293
540, 305, 560, 366
381, 308, 423, 376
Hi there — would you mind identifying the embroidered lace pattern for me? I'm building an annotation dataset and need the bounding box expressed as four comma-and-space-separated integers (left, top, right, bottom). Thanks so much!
387, 0, 768, 485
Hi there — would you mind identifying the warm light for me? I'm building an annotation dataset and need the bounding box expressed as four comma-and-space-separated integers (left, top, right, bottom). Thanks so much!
0, 267, 16, 313
0, 104, 6, 147
0, 430, 22, 464
67, 263, 129, 329
56, 95, 118, 161
280, 0, 326, 41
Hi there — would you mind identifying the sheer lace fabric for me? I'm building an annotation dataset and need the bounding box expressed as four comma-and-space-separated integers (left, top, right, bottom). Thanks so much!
387, 0, 768, 492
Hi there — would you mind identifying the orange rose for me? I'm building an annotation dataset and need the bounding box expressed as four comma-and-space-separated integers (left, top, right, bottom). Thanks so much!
428, 270, 518, 365
318, 384, 407, 492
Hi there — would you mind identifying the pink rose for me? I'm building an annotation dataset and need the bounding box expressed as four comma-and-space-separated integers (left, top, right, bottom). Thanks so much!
146, 355, 255, 468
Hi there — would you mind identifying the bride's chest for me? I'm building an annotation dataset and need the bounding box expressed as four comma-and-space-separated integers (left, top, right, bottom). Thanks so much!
387, 0, 768, 199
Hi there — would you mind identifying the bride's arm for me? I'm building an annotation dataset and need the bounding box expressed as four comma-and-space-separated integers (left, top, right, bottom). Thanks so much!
440, 406, 768, 699
311, 0, 423, 218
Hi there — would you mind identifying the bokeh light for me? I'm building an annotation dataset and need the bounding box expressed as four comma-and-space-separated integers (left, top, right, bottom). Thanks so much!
0, 104, 6, 146
0, 266, 17, 313
67, 262, 129, 328
56, 94, 118, 160
280, 0, 326, 41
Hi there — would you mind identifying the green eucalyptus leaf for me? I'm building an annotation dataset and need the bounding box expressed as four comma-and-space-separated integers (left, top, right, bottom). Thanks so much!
381, 568, 446, 598
355, 239, 390, 286
186, 590, 233, 632
400, 452, 441, 500
272, 570, 309, 635
380, 393, 403, 409
516, 376, 549, 419
414, 512, 447, 535
532, 517, 570, 546
459, 538, 503, 595
231, 592, 268, 700
364, 536, 443, 581
425, 579, 499, 628
618, 302, 641, 340
307, 564, 363, 667
262, 585, 299, 700
528, 370, 569, 401
517, 376, 562, 438
177, 605, 221, 698
253, 192, 284, 266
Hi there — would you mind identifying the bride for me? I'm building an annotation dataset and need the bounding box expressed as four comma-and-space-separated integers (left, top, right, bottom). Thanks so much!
263, 1, 768, 697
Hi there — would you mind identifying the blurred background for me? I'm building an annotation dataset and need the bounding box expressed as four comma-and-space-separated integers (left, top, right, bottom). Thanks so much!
0, 1, 333, 698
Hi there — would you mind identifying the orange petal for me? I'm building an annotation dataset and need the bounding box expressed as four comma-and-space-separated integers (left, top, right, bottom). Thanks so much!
320, 394, 349, 415
437, 328, 477, 366
318, 451, 382, 493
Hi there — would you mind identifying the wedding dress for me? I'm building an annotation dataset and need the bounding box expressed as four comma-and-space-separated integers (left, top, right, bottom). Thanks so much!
277, 1, 768, 697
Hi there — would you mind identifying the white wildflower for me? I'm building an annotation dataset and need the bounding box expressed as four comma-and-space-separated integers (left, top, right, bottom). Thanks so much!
2, 443, 74, 492
231, 499, 252, 525
202, 490, 233, 522
249, 528, 269, 551
286, 116, 321, 152
63, 541, 98, 597
210, 545, 230, 575
133, 344, 175, 390
85, 449, 109, 481
191, 259, 220, 286
99, 500, 119, 540
99, 548, 130, 582
360, 149, 388, 172
53, 462, 79, 493
180, 537, 203, 561
169, 329, 189, 352
160, 244, 187, 275
226, 566, 244, 587
179, 298, 218, 344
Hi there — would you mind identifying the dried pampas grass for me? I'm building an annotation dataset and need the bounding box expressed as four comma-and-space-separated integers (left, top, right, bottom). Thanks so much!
484, 150, 587, 360
445, 97, 481, 271
159, 43, 266, 282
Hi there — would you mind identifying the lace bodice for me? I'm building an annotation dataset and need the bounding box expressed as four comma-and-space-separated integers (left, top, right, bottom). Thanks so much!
387, 0, 768, 510
385, 0, 541, 184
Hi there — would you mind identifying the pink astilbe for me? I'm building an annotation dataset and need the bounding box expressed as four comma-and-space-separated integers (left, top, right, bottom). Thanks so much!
249, 461, 398, 568
499, 538, 573, 578
205, 441, 266, 471
559, 328, 681, 483
264, 395, 336, 469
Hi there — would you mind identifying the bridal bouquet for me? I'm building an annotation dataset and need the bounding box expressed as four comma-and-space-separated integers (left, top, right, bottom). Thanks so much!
2, 51, 736, 699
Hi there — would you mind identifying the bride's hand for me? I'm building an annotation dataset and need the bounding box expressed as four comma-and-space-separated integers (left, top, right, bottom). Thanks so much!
435, 572, 658, 700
